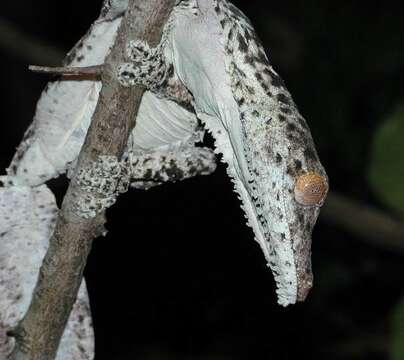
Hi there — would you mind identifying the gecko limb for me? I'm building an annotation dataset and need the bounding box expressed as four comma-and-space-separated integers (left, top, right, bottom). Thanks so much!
118, 40, 193, 106
73, 156, 129, 219
118, 40, 167, 90
127, 146, 217, 190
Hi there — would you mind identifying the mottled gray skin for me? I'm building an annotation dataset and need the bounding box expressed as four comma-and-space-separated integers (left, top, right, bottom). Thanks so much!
127, 145, 216, 189
119, 0, 328, 305
212, 0, 327, 303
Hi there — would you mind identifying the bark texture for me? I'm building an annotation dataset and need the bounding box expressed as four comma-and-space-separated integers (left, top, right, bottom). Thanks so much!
11, 1, 176, 359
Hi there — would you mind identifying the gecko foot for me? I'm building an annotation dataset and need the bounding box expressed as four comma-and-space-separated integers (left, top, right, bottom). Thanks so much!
117, 40, 166, 91
73, 156, 130, 219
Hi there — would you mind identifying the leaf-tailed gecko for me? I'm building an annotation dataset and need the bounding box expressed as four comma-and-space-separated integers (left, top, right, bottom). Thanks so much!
118, 0, 329, 306
0, 3, 328, 357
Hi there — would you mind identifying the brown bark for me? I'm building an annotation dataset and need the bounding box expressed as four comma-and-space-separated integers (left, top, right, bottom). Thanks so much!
10, 1, 176, 359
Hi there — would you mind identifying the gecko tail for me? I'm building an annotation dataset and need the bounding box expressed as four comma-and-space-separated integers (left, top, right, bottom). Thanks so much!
0, 183, 94, 359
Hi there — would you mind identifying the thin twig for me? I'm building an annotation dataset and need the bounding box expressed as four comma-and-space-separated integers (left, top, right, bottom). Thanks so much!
10, 1, 176, 359
29, 64, 104, 76
321, 192, 404, 252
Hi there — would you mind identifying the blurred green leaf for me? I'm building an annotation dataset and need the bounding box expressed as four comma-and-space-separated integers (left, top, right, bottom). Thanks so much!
369, 105, 404, 216
391, 295, 404, 360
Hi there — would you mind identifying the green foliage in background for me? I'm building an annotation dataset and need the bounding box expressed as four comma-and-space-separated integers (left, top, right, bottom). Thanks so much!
369, 104, 404, 216
391, 296, 404, 360
369, 105, 404, 360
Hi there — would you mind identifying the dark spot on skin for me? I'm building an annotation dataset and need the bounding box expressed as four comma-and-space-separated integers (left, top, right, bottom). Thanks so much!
235, 66, 246, 78
276, 193, 280, 201
276, 153, 282, 163
121, 71, 135, 79
272, 182, 276, 189
277, 93, 291, 105
214, 4, 220, 14
228, 27, 234, 40
220, 19, 226, 28
287, 123, 297, 132
246, 86, 255, 95
77, 55, 85, 62
271, 73, 285, 88
244, 30, 253, 42
286, 164, 294, 176
255, 72, 263, 81
294, 159, 302, 172
304, 147, 318, 162
261, 82, 270, 93
281, 233, 286, 240
244, 54, 254, 65
278, 114, 287, 122
238, 33, 248, 53
280, 106, 292, 115
298, 116, 309, 129
165, 159, 185, 181
256, 50, 268, 64
305, 221, 312, 234
167, 63, 174, 78
236, 97, 245, 106
86, 45, 92, 50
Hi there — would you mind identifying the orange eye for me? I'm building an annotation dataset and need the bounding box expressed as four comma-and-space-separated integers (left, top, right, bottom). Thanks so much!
294, 172, 328, 206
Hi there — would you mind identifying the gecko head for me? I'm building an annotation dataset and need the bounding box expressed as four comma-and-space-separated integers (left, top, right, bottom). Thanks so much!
231, 110, 328, 306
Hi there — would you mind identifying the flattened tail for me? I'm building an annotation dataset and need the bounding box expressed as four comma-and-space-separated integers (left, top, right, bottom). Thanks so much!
0, 183, 94, 359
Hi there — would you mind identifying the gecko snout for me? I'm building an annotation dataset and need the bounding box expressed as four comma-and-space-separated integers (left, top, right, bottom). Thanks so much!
294, 172, 328, 207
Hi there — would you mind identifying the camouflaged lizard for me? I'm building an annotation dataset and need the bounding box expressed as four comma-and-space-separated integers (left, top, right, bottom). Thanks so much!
118, 0, 328, 306
0, 3, 328, 356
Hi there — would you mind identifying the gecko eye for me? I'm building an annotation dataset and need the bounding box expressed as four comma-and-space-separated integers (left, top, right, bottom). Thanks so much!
294, 172, 328, 206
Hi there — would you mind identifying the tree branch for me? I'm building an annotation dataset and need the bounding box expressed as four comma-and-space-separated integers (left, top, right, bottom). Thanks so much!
321, 192, 404, 252
10, 1, 176, 359
2, 8, 403, 255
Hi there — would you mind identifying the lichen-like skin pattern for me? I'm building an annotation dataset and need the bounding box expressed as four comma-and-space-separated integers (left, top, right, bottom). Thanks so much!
0, 186, 94, 359
0, 1, 215, 355
74, 156, 129, 219
165, 0, 328, 306
128, 145, 217, 189
1, 13, 328, 360
6, 1, 211, 189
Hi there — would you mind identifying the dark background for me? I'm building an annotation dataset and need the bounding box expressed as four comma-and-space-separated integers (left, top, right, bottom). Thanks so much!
1, 1, 404, 359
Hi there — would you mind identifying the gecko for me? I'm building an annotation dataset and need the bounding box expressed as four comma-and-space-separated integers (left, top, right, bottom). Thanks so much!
118, 0, 328, 306
0, 0, 328, 357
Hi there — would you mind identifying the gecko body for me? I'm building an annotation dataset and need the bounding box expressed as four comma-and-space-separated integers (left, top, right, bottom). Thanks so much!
0, 3, 328, 358
165, 0, 328, 305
